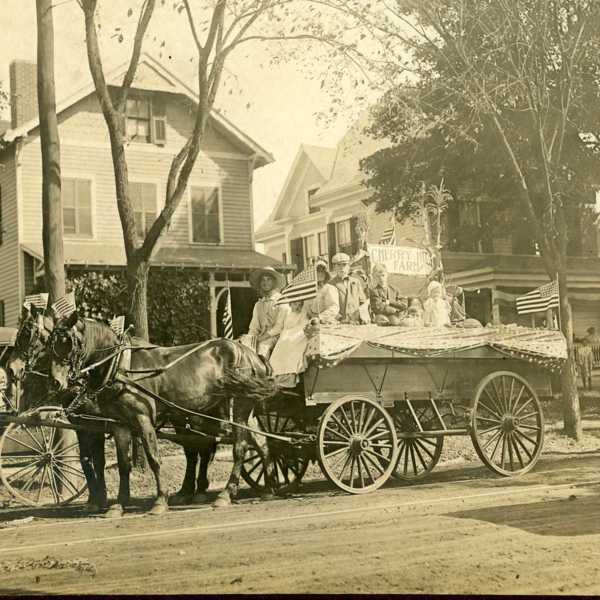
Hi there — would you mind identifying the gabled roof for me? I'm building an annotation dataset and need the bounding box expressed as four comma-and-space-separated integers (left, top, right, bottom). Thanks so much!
256, 143, 335, 236
315, 110, 388, 197
1, 53, 273, 168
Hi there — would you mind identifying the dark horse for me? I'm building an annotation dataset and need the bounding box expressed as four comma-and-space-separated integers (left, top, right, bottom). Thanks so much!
48, 312, 278, 517
5, 304, 108, 510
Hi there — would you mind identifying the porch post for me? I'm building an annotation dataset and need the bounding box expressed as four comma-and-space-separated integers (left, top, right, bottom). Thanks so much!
491, 287, 500, 325
208, 272, 217, 337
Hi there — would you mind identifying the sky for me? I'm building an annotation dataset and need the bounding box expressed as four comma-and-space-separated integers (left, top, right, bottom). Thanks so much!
0, 0, 375, 228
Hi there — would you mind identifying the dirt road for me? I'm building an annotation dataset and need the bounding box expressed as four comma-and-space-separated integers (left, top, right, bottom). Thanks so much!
1, 452, 600, 595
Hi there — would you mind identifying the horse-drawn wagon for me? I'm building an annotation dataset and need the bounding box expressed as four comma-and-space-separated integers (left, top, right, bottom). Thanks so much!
242, 322, 566, 495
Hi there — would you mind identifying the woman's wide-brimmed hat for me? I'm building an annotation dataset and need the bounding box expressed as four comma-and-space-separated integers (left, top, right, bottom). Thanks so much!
249, 266, 285, 291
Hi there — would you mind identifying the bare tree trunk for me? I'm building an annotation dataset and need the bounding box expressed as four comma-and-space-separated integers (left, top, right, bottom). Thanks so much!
557, 269, 582, 439
126, 260, 150, 341
36, 0, 65, 303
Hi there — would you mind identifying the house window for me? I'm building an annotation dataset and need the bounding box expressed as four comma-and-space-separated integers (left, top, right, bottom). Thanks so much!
303, 234, 318, 264
308, 187, 321, 214
0, 301, 4, 326
318, 231, 327, 257
191, 186, 221, 243
336, 219, 352, 254
63, 178, 92, 237
126, 96, 151, 142
131, 182, 157, 239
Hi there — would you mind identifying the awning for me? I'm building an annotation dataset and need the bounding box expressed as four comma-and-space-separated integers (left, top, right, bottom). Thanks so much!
21, 242, 293, 272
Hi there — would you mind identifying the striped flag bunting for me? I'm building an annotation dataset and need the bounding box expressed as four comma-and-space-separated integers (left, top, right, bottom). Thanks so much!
222, 288, 233, 339
51, 295, 76, 319
109, 315, 126, 335
379, 221, 396, 245
516, 280, 559, 315
276, 266, 318, 305
23, 293, 49, 310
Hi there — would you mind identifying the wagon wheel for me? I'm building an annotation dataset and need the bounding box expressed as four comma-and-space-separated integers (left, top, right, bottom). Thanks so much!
391, 404, 444, 481
241, 413, 309, 493
0, 406, 87, 507
317, 396, 398, 494
470, 371, 544, 476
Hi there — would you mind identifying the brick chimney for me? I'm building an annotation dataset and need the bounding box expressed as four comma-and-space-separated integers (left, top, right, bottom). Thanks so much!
9, 60, 38, 129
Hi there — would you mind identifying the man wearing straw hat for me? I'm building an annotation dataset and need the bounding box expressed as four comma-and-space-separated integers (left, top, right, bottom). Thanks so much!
245, 266, 289, 360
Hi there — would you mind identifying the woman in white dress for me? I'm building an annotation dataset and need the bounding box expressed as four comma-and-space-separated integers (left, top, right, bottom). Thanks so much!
269, 300, 310, 387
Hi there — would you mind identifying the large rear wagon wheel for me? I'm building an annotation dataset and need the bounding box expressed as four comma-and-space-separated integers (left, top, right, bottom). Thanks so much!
241, 413, 309, 493
317, 396, 398, 494
470, 371, 544, 476
392, 404, 443, 481
0, 406, 87, 507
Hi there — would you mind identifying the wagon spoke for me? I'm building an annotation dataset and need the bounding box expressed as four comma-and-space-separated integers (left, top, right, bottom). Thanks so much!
499, 435, 507, 469
481, 428, 502, 452
518, 423, 541, 432
47, 467, 60, 504
360, 406, 376, 436
37, 465, 50, 505
322, 440, 350, 446
6, 459, 43, 483
36, 425, 50, 451
491, 378, 506, 413
330, 413, 352, 439
411, 441, 428, 472
323, 446, 349, 461
364, 447, 391, 466
22, 426, 45, 453
52, 440, 80, 458
416, 436, 438, 448
512, 430, 534, 460
350, 401, 358, 433
363, 417, 386, 439
513, 396, 534, 417
507, 376, 516, 413
517, 411, 541, 422
475, 415, 503, 426
53, 457, 86, 479
356, 456, 365, 488
245, 458, 264, 477
513, 427, 538, 447
362, 450, 385, 476
3, 434, 42, 455
242, 449, 261, 465
507, 432, 515, 471
489, 432, 504, 463
480, 394, 503, 420
509, 433, 525, 469
336, 451, 353, 481
325, 426, 350, 442
413, 438, 435, 461
20, 462, 45, 493
357, 402, 365, 437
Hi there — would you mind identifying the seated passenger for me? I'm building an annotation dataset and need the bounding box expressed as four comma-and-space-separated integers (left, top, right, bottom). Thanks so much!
370, 263, 408, 326
304, 260, 340, 325
330, 253, 369, 324
423, 280, 451, 327
245, 266, 289, 359
403, 297, 424, 327
270, 301, 309, 388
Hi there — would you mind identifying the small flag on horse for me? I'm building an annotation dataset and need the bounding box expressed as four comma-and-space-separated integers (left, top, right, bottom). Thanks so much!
23, 293, 49, 310
51, 295, 76, 319
516, 280, 559, 315
379, 220, 396, 245
276, 266, 318, 305
109, 315, 126, 335
222, 288, 234, 339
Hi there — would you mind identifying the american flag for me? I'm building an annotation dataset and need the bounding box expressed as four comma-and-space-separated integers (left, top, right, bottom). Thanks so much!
516, 280, 559, 315
23, 293, 49, 310
51, 294, 76, 319
109, 315, 126, 334
222, 288, 233, 339
276, 266, 318, 305
379, 222, 396, 245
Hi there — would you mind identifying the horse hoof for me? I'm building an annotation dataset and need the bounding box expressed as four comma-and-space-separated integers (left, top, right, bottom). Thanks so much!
191, 493, 209, 504
104, 504, 124, 519
213, 495, 231, 509
260, 492, 276, 501
168, 493, 192, 507
149, 502, 168, 516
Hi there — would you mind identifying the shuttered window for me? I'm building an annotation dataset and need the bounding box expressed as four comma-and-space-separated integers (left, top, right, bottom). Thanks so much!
131, 182, 157, 239
63, 178, 92, 238
336, 219, 353, 255
191, 187, 221, 243
0, 301, 5, 327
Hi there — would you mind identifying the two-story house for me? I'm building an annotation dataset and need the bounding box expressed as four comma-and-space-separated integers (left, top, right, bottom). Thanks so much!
0, 54, 286, 336
256, 113, 426, 272
257, 116, 600, 334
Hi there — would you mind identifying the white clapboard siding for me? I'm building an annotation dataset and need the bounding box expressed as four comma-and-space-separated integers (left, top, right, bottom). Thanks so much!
20, 90, 254, 251
0, 147, 22, 326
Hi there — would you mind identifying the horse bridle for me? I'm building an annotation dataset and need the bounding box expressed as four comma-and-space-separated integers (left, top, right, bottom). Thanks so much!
13, 318, 48, 379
